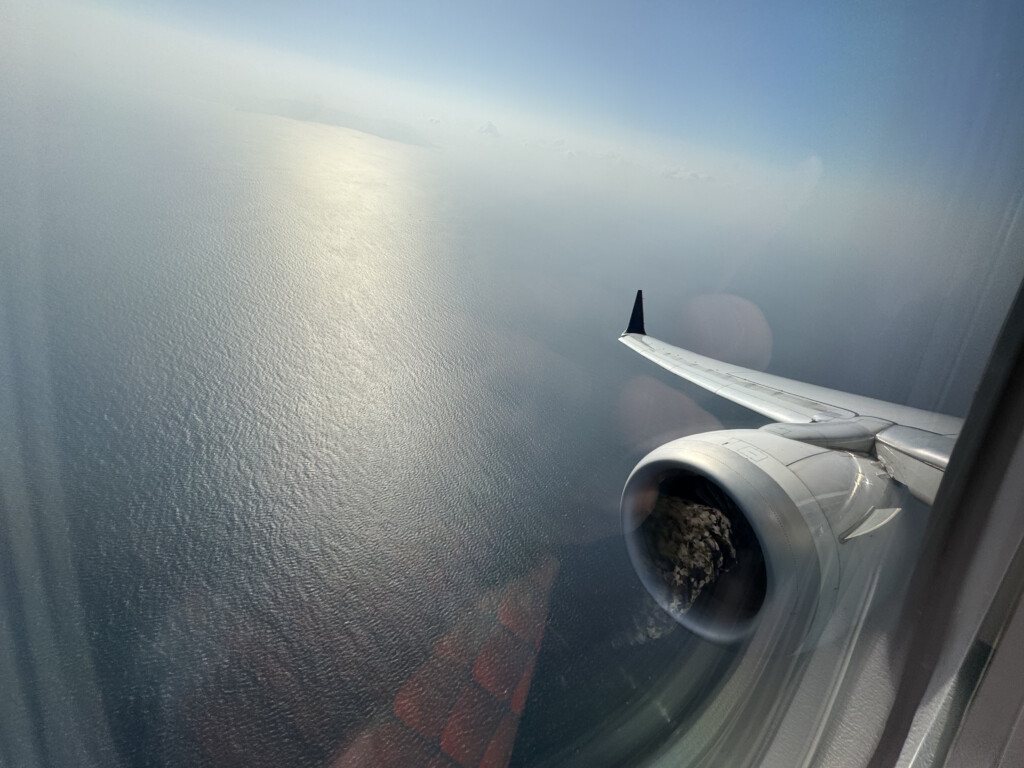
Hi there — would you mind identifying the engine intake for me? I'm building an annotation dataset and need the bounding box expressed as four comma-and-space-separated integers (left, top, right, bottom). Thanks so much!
623, 429, 899, 648
637, 473, 765, 637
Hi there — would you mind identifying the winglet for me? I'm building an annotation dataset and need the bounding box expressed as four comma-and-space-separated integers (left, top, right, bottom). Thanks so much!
624, 290, 645, 335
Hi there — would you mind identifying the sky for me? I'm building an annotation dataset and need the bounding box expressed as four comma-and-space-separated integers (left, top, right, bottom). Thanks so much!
13, 0, 1024, 195
89, 0, 1023, 177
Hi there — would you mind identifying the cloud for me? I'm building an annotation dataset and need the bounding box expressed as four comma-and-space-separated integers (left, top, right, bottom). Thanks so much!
478, 121, 501, 138
237, 97, 433, 146
661, 166, 714, 183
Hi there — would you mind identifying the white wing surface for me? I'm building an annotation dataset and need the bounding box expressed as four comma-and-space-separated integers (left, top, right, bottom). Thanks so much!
619, 291, 963, 503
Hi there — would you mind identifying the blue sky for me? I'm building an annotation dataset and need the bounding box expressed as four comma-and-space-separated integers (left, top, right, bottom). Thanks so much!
98, 0, 1020, 172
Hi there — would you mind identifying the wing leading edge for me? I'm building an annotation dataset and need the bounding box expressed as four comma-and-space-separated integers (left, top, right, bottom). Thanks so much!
619, 290, 962, 504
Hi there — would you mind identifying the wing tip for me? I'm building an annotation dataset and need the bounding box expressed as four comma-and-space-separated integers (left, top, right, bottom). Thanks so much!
623, 289, 645, 336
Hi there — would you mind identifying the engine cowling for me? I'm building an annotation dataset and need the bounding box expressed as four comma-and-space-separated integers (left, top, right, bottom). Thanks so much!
622, 429, 905, 649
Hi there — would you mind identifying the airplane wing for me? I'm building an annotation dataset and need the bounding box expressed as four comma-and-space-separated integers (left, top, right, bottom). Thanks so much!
619, 290, 963, 504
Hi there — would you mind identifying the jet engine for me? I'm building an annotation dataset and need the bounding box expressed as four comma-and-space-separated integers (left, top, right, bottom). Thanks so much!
622, 428, 908, 649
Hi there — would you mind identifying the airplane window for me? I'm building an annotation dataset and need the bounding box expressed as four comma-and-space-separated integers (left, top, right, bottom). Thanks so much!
2, 1, 1023, 767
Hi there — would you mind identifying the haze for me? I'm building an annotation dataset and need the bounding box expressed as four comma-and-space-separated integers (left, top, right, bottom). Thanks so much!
2, 0, 1023, 766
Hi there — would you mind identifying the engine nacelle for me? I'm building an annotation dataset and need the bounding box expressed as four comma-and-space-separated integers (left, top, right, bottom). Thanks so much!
622, 429, 904, 649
